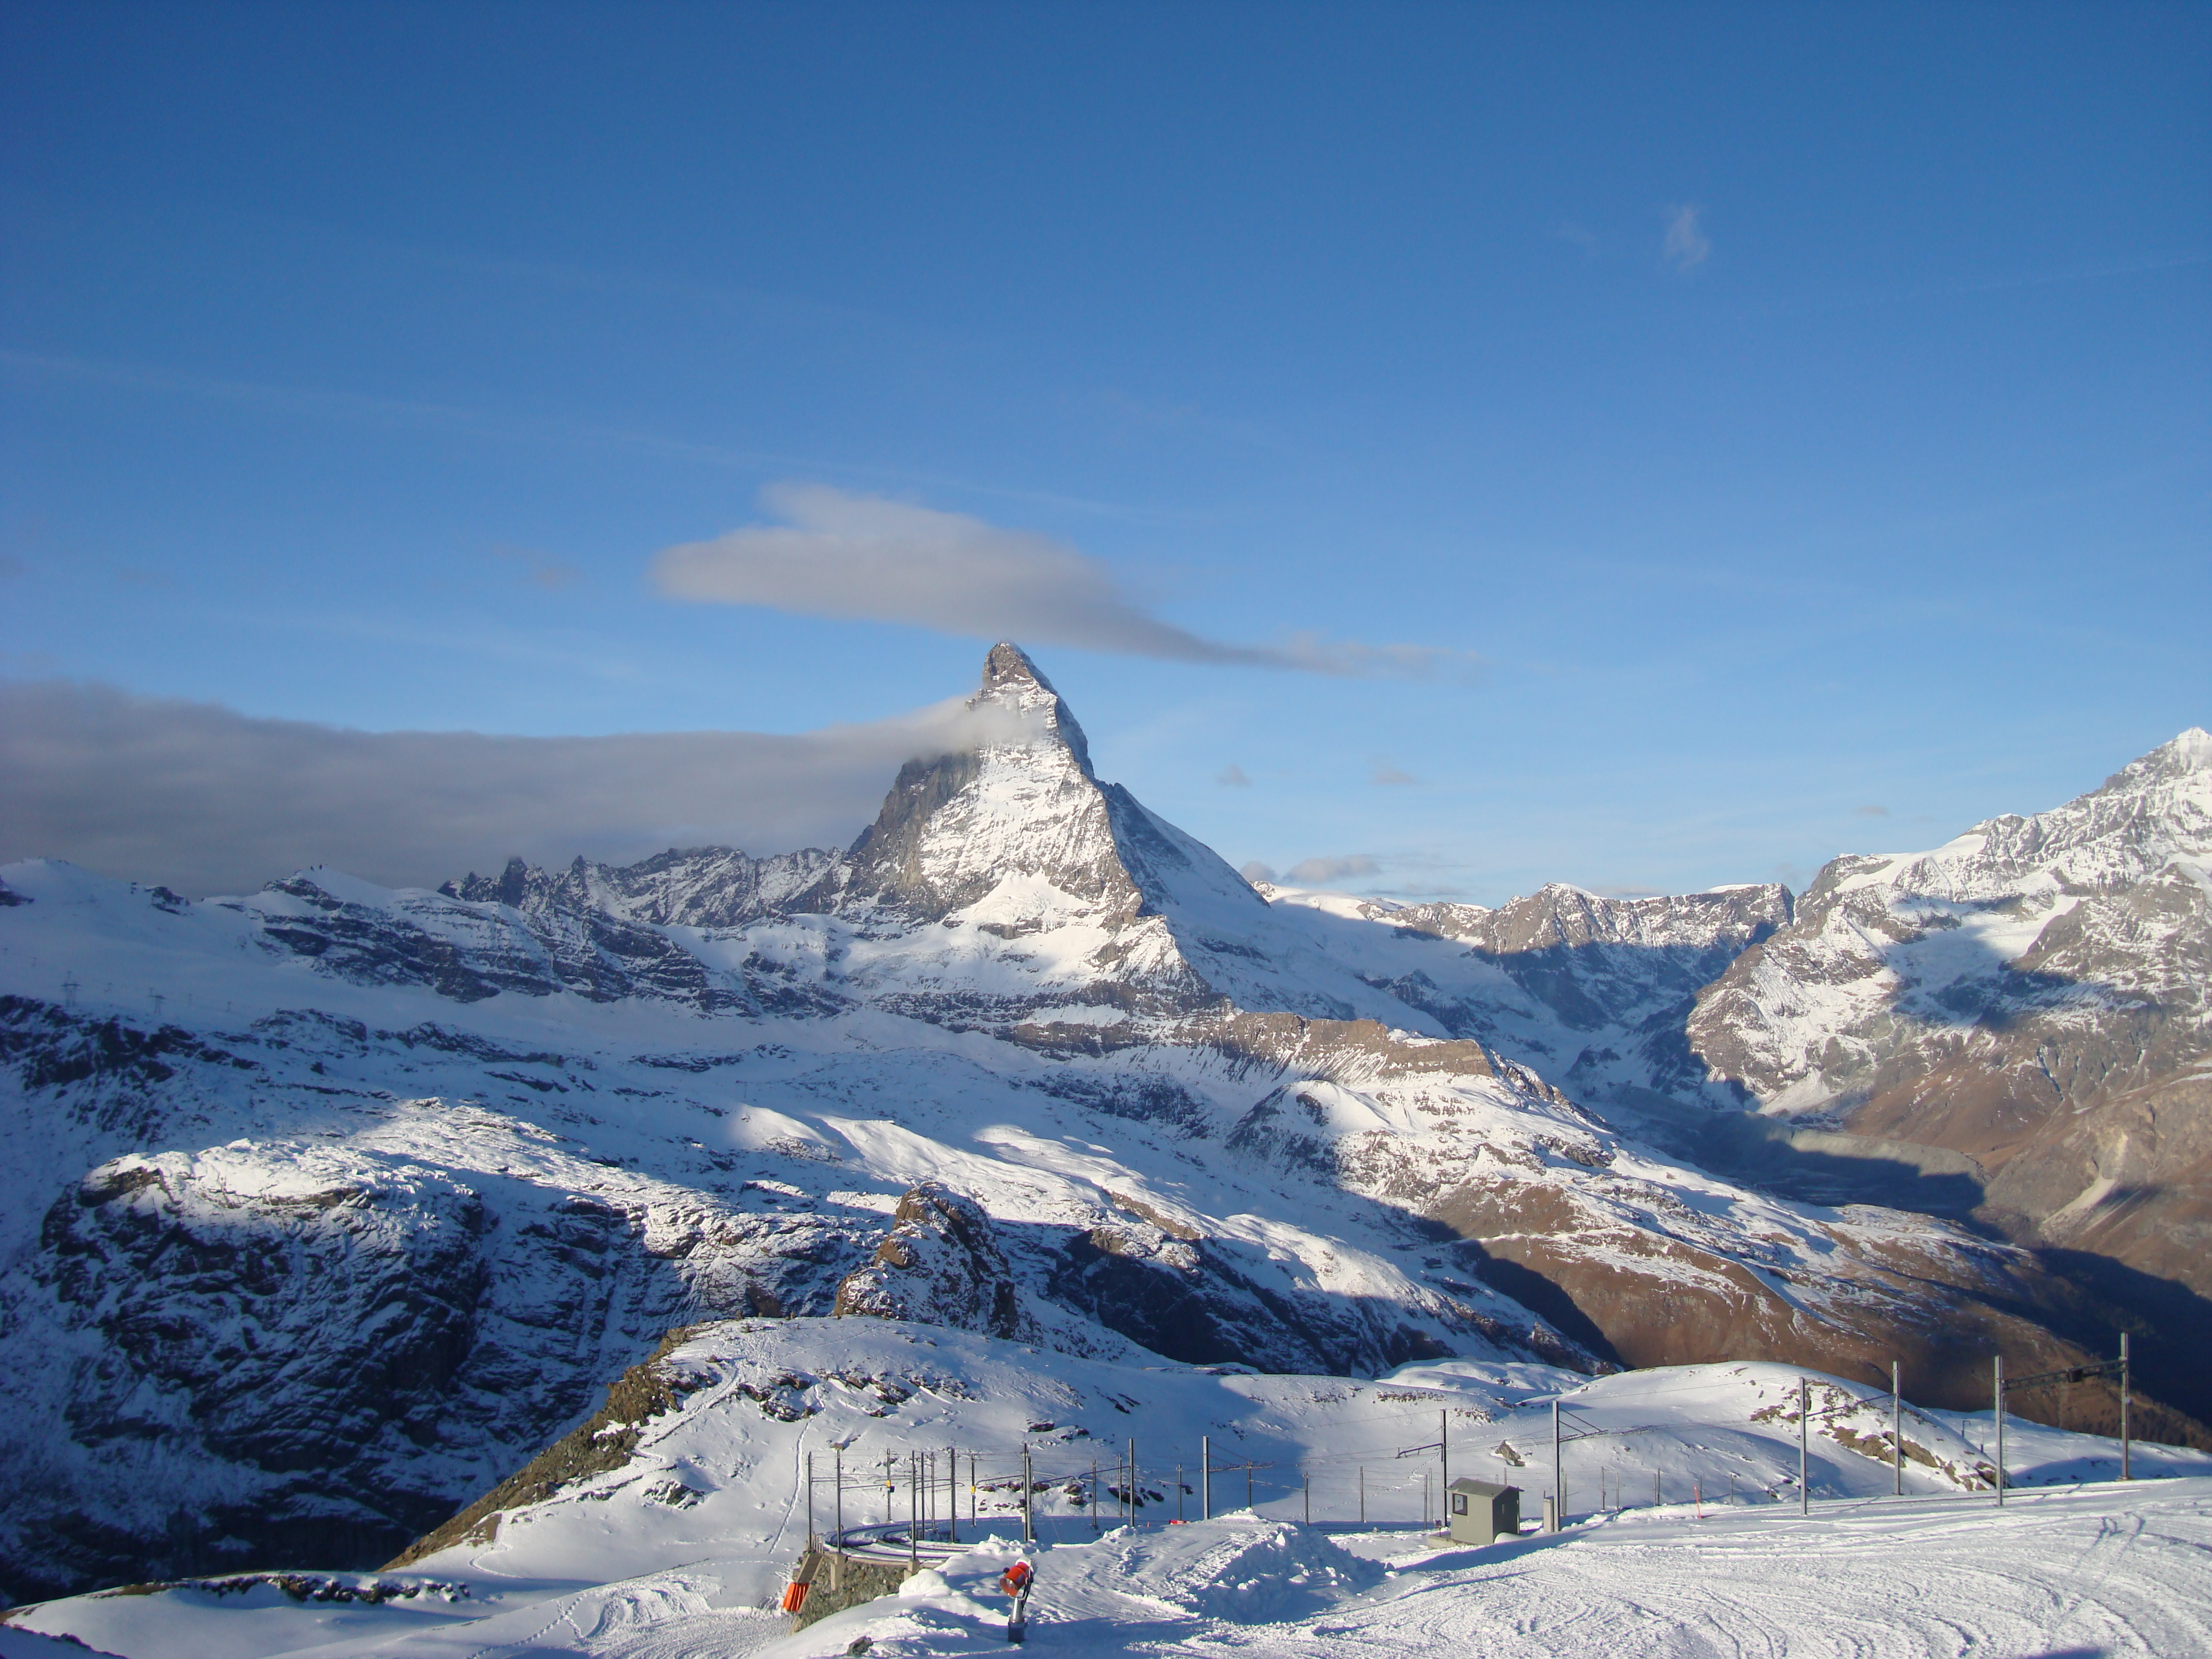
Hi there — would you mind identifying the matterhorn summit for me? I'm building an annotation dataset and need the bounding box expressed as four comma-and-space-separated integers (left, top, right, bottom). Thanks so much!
0, 645, 2203, 1604
815, 641, 1417, 1025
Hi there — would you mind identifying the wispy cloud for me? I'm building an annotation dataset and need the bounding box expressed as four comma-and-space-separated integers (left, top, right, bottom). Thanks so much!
1663, 204, 1712, 272
1284, 853, 1379, 886
0, 679, 1029, 896
494, 544, 582, 589
654, 484, 1470, 677
1216, 764, 1253, 787
1550, 221, 1603, 256
1854, 804, 1890, 817
1370, 759, 1417, 786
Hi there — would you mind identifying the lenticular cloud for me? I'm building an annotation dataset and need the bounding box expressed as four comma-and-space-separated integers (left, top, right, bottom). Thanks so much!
651, 483, 1465, 677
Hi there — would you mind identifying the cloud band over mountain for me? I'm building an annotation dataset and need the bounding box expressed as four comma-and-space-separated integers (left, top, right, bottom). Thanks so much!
653, 484, 1466, 677
0, 680, 1029, 898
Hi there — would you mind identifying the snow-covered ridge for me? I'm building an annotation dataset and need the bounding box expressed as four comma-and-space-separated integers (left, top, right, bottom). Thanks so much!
0, 649, 2189, 1607
1681, 727, 2212, 1437
12, 1317, 2208, 1659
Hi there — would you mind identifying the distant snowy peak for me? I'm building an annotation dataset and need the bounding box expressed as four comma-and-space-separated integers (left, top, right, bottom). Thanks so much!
1392, 881, 1794, 958
1811, 727, 2212, 910
442, 845, 840, 930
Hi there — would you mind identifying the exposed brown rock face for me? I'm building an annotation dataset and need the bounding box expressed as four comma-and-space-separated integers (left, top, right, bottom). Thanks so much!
1684, 730, 2212, 1423
8, 650, 2204, 1606
834, 1185, 1028, 1340
1422, 1173, 2187, 1433
383, 1326, 711, 1569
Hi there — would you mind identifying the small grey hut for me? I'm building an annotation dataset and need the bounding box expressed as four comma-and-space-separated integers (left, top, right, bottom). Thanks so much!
1446, 1477, 1520, 1544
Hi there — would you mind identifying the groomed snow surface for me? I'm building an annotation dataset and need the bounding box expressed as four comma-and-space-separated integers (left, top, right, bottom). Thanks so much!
11, 1319, 2209, 1658
14, 1488, 2208, 1659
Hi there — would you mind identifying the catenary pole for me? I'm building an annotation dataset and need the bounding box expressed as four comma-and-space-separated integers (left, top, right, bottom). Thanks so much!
1022, 1442, 1034, 1545
2121, 1333, 2132, 1481
1799, 1378, 1809, 1516
909, 1453, 920, 1569
835, 1447, 843, 1543
1893, 1360, 1903, 1496
1359, 1464, 1366, 1528
1201, 1436, 1211, 1521
2000, 1354, 2017, 1513
1552, 1400, 1563, 1530
1131, 1438, 1139, 1528
1441, 1407, 1449, 1515
807, 1451, 816, 1548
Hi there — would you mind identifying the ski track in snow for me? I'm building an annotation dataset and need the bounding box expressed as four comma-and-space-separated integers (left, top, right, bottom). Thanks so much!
23, 1484, 2206, 1658
14, 1321, 2210, 1658
4, 654, 2208, 1644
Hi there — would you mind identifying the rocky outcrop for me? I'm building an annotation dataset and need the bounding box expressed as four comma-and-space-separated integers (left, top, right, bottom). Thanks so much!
383, 1325, 711, 1568
834, 1185, 1027, 1340
1683, 729, 2212, 1420
5, 656, 2204, 1603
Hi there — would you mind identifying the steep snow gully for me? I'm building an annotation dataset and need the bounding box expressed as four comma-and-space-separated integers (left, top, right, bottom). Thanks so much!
1, 643, 2206, 1626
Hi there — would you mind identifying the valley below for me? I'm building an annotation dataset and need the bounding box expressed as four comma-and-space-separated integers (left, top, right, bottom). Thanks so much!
2, 644, 2206, 1632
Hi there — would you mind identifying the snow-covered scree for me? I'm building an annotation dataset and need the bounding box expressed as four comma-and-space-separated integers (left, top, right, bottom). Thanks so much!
9, 1318, 2208, 1658
0, 645, 2202, 1600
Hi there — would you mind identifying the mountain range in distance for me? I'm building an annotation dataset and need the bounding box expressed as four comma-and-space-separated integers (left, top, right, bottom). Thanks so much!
1, 640, 2204, 1603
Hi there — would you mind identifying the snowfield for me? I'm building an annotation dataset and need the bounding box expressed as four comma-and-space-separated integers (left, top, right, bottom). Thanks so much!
4, 645, 2208, 1643
9, 1317, 2209, 1658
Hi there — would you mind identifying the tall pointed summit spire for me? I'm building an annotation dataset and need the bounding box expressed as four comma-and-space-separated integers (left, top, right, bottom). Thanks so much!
973, 640, 1092, 775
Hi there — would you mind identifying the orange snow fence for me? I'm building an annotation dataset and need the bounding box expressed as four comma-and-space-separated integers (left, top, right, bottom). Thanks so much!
781, 1580, 810, 1614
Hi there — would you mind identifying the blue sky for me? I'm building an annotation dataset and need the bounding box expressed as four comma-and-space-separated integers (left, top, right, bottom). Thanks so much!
3, 2, 2207, 900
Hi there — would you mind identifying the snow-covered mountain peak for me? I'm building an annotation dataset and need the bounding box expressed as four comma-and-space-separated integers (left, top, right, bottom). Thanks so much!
974, 639, 1094, 773
2097, 724, 2212, 798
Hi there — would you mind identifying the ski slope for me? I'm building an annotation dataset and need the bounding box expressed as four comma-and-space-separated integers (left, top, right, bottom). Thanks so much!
9, 1318, 2207, 1658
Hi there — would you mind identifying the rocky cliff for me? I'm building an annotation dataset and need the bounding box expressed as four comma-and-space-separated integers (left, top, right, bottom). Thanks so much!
0, 647, 2192, 1603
